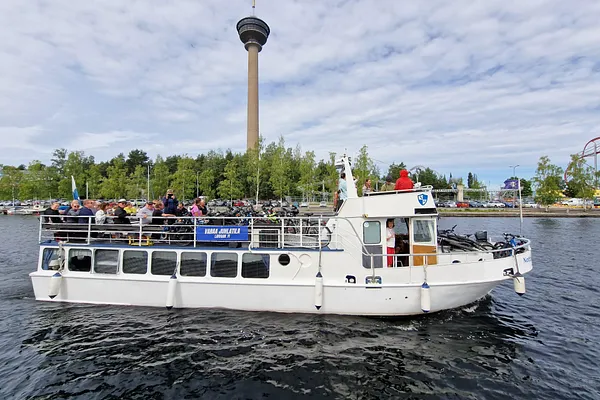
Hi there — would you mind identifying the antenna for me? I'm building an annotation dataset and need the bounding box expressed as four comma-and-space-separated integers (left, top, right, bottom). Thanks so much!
252, 0, 256, 15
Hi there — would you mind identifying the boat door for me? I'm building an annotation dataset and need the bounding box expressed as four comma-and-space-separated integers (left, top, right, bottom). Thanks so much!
411, 217, 438, 266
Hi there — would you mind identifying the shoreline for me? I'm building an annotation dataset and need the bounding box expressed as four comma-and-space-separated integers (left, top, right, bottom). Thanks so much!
437, 208, 600, 218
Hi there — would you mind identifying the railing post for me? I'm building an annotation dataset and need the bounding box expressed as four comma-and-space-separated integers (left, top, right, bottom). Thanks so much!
280, 217, 284, 248
138, 219, 142, 246
193, 216, 197, 248
87, 216, 92, 244
39, 214, 43, 243
299, 217, 303, 247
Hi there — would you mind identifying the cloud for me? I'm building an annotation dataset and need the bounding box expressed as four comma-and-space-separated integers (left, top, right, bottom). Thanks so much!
1, 0, 600, 187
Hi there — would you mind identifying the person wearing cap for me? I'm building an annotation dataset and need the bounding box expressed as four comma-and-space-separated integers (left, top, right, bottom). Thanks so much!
380, 176, 395, 191
114, 199, 130, 225
136, 201, 154, 225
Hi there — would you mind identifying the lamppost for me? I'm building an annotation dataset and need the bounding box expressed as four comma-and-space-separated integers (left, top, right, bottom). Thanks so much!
196, 171, 200, 199
509, 164, 520, 208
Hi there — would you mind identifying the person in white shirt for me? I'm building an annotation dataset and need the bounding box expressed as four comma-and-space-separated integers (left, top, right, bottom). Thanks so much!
136, 202, 155, 225
95, 202, 108, 225
386, 219, 395, 267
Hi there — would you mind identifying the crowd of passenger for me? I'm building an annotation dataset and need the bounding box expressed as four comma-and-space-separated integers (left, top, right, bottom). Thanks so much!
42, 189, 209, 226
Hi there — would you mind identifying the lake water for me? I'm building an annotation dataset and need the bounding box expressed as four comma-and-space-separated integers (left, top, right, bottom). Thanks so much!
0, 216, 598, 399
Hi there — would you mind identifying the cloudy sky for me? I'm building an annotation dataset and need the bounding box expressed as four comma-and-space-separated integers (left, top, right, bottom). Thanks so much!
1, 0, 599, 187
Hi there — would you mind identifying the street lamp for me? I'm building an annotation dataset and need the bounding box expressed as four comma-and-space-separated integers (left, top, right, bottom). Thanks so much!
509, 165, 519, 208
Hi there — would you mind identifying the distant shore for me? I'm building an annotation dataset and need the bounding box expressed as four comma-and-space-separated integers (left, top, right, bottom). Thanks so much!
437, 207, 600, 218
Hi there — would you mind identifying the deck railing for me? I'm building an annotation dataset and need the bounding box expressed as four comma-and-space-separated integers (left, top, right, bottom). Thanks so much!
39, 214, 336, 249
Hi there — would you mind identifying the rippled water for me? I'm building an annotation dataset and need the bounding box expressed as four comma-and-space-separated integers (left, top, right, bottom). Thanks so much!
0, 216, 598, 399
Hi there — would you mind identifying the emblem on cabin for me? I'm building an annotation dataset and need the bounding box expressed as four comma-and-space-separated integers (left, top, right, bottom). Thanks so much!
417, 193, 428, 206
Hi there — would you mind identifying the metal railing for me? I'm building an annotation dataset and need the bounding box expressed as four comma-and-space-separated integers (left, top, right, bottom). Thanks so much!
39, 214, 336, 249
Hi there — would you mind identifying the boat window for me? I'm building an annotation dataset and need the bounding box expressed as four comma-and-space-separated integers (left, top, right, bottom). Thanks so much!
151, 251, 177, 276
181, 252, 207, 277
363, 221, 381, 244
123, 251, 148, 274
42, 248, 59, 270
68, 249, 92, 272
413, 219, 434, 243
242, 253, 270, 279
94, 249, 119, 274
394, 218, 409, 235
210, 253, 238, 278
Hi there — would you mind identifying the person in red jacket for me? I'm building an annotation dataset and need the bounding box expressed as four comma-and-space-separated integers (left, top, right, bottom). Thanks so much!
394, 169, 414, 190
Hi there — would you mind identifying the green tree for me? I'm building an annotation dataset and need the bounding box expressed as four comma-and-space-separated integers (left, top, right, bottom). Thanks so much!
171, 156, 196, 201
125, 149, 149, 175
532, 156, 564, 208
386, 162, 406, 182
218, 158, 244, 200
269, 136, 291, 201
298, 150, 316, 200
246, 137, 265, 202
198, 168, 216, 199
151, 156, 170, 200
101, 154, 128, 199
126, 165, 147, 199
566, 154, 596, 208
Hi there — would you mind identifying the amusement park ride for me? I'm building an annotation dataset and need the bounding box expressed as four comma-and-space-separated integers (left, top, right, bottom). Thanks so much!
564, 136, 600, 185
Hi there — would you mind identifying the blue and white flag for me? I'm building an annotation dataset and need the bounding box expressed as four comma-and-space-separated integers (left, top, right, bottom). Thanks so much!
503, 179, 519, 190
71, 176, 80, 201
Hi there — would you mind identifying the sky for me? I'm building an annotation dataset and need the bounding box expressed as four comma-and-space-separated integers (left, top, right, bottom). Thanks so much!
1, 0, 600, 188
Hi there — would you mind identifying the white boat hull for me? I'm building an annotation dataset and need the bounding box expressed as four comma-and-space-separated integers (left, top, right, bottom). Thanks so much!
30, 248, 531, 316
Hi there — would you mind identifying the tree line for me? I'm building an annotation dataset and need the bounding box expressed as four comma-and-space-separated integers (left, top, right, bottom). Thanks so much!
4, 137, 585, 203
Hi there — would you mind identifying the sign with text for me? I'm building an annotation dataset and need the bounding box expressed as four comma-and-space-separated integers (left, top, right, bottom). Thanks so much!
195, 226, 249, 241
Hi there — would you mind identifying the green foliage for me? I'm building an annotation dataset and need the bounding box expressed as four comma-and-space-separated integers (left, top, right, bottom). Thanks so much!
218, 158, 244, 200
386, 162, 406, 181
532, 156, 564, 206
566, 154, 596, 203
268, 136, 291, 200
151, 156, 170, 200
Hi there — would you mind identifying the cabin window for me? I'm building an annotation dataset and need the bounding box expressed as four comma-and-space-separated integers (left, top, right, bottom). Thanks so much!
242, 253, 270, 279
123, 251, 148, 274
42, 248, 59, 270
363, 221, 381, 244
94, 249, 119, 274
181, 252, 207, 277
413, 220, 434, 243
394, 218, 409, 235
68, 249, 92, 272
210, 253, 238, 278
151, 251, 177, 276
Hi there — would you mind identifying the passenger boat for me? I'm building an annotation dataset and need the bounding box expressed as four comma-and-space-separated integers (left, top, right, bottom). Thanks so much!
30, 155, 533, 316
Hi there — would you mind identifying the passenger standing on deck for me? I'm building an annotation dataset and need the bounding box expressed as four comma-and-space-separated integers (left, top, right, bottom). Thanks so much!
380, 176, 395, 192
137, 201, 155, 224
42, 202, 62, 224
78, 199, 95, 224
394, 170, 414, 190
162, 189, 178, 224
95, 202, 108, 224
362, 178, 374, 194
65, 200, 81, 223
335, 173, 348, 212
114, 199, 130, 225
386, 219, 395, 267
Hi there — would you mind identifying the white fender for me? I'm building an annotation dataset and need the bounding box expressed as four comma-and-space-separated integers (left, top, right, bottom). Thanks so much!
513, 273, 526, 296
314, 272, 323, 310
420, 282, 431, 313
166, 274, 178, 310
48, 272, 62, 299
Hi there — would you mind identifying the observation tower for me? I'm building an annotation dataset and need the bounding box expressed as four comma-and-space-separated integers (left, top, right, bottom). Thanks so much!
236, 3, 270, 150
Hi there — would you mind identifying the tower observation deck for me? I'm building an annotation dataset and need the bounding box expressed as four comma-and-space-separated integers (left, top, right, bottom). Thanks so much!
236, 16, 270, 150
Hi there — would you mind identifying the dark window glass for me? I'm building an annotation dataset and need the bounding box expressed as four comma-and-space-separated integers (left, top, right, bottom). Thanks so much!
94, 249, 119, 274
242, 253, 270, 278
210, 253, 238, 278
181, 252, 207, 277
123, 251, 148, 274
68, 249, 92, 272
151, 251, 176, 276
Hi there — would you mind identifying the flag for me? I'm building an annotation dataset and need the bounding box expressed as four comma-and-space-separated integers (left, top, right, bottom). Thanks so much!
503, 179, 519, 190
71, 176, 80, 201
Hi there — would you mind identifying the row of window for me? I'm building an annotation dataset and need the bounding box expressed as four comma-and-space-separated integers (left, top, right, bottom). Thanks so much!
42, 248, 272, 279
